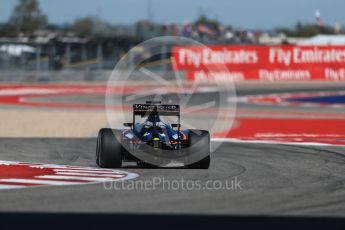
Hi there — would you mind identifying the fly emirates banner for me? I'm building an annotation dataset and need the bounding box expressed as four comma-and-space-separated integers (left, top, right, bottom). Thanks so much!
171, 45, 345, 81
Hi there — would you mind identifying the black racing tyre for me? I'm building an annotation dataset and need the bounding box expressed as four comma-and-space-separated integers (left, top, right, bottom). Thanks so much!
96, 128, 123, 168
187, 129, 211, 169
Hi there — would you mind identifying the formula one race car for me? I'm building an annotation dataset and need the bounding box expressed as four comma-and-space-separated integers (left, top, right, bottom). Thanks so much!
96, 101, 210, 169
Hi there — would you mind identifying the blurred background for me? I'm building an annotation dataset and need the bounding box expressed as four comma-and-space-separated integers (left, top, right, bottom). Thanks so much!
0, 0, 344, 75
0, 0, 345, 139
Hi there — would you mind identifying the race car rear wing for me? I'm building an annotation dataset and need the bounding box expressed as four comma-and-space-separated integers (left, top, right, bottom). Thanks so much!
133, 104, 180, 116
129, 101, 181, 145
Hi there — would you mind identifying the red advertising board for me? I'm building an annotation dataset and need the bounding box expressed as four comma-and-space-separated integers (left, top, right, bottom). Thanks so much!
172, 45, 345, 70
172, 45, 345, 81
186, 68, 345, 82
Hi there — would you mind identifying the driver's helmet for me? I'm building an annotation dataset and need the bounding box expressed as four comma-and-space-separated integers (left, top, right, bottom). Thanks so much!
146, 114, 161, 123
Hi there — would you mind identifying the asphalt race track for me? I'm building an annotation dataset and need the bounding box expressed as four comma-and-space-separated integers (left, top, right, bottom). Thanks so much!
0, 138, 345, 216
0, 82, 344, 217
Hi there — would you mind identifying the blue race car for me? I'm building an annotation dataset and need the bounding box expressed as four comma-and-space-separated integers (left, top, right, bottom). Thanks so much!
96, 101, 210, 169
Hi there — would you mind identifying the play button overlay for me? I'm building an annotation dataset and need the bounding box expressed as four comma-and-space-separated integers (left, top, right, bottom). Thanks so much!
0, 161, 138, 190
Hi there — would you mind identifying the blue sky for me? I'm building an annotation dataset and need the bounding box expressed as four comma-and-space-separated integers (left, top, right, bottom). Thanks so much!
1, 0, 344, 29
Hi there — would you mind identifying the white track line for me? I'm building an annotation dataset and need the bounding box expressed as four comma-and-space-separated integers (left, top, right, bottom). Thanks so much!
32, 165, 115, 171
0, 178, 83, 185
0, 185, 26, 189
36, 175, 116, 182
55, 172, 125, 177
53, 169, 123, 174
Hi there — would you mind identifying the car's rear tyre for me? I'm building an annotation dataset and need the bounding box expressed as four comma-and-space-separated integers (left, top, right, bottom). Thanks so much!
187, 130, 211, 169
96, 128, 122, 168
